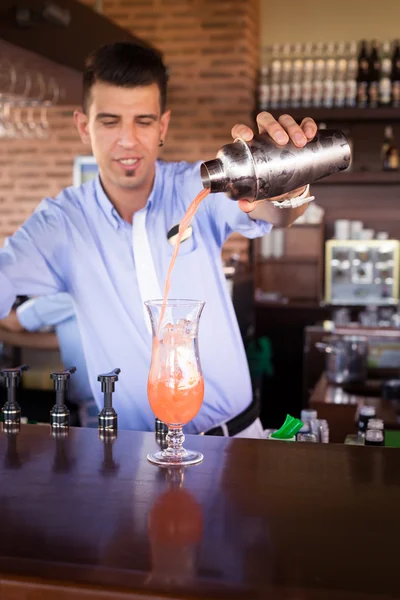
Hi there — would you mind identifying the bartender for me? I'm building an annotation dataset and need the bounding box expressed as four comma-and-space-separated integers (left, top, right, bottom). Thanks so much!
0, 41, 317, 437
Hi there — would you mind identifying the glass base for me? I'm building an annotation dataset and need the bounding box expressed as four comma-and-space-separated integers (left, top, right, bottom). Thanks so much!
147, 449, 203, 467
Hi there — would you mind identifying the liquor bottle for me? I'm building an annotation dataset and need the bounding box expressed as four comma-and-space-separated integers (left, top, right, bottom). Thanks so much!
280, 43, 292, 108
301, 42, 314, 107
391, 40, 400, 108
312, 42, 325, 108
322, 41, 336, 108
379, 41, 392, 106
258, 65, 270, 111
368, 39, 381, 108
333, 41, 347, 107
290, 42, 304, 108
270, 43, 282, 109
382, 125, 400, 171
345, 41, 358, 107
356, 40, 369, 108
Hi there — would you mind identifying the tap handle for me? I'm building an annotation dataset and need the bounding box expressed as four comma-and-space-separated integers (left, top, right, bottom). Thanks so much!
97, 368, 121, 394
1, 364, 29, 387
50, 367, 76, 392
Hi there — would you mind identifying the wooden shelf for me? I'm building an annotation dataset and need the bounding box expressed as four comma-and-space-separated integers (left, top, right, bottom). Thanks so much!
255, 300, 325, 309
313, 171, 400, 185
257, 256, 319, 265
263, 107, 400, 122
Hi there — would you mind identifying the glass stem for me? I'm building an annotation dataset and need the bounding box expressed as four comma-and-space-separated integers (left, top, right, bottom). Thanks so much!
165, 426, 186, 457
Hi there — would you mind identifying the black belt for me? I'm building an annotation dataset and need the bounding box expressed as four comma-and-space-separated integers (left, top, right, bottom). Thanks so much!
205, 396, 260, 437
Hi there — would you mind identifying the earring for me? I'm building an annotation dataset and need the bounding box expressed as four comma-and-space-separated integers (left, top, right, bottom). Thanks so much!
159, 139, 164, 147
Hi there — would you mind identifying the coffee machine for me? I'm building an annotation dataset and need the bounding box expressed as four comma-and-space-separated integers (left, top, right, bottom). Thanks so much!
325, 240, 400, 306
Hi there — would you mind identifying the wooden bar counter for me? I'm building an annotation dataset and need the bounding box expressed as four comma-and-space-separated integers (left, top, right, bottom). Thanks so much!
1, 425, 399, 599
0, 327, 58, 351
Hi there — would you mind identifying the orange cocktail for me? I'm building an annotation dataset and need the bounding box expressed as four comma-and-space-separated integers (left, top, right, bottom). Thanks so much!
148, 377, 204, 427
145, 300, 205, 466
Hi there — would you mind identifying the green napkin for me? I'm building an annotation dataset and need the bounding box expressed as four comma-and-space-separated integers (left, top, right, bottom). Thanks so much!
270, 414, 304, 440
384, 430, 400, 448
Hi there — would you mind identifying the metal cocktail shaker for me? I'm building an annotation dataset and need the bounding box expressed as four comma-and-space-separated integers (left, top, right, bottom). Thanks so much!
200, 129, 351, 201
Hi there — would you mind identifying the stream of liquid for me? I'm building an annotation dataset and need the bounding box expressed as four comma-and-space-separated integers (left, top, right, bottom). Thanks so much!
148, 187, 210, 426
160, 187, 210, 320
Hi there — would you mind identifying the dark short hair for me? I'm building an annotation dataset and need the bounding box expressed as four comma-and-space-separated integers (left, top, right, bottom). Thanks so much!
82, 42, 168, 113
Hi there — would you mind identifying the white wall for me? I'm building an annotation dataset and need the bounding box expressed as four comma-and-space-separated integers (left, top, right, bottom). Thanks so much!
261, 0, 400, 46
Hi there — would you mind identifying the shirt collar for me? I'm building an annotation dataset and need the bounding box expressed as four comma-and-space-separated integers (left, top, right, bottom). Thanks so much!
94, 161, 161, 229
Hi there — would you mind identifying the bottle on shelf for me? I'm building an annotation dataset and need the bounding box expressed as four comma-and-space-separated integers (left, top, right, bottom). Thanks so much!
280, 43, 292, 108
356, 40, 370, 108
345, 40, 359, 107
258, 64, 270, 112
333, 41, 347, 108
391, 39, 400, 107
290, 42, 304, 108
368, 39, 381, 108
382, 125, 399, 171
322, 41, 336, 108
270, 43, 283, 109
312, 42, 325, 108
301, 42, 314, 108
379, 40, 392, 106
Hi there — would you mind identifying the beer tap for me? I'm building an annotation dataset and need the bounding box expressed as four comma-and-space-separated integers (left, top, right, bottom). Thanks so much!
98, 368, 120, 433
1, 364, 29, 429
50, 367, 76, 433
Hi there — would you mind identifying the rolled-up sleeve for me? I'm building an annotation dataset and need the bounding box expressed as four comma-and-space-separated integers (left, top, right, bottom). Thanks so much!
0, 199, 67, 318
17, 294, 75, 332
208, 193, 272, 245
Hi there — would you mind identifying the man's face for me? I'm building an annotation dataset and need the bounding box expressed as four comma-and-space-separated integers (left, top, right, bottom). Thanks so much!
74, 82, 170, 193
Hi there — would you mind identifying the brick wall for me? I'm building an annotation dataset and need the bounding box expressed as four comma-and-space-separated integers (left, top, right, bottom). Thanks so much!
0, 0, 259, 260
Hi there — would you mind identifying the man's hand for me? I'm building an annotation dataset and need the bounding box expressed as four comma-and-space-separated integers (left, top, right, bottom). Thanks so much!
230, 112, 317, 224
232, 111, 317, 148
0, 310, 25, 333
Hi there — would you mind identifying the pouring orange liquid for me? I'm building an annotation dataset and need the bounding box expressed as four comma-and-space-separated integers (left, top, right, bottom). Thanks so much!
148, 188, 210, 426
160, 187, 210, 323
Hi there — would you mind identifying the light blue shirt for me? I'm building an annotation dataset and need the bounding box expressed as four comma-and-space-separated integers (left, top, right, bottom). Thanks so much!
16, 294, 93, 406
0, 160, 271, 433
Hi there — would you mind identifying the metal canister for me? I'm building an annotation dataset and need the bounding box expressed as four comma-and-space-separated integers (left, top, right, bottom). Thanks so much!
200, 129, 351, 201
